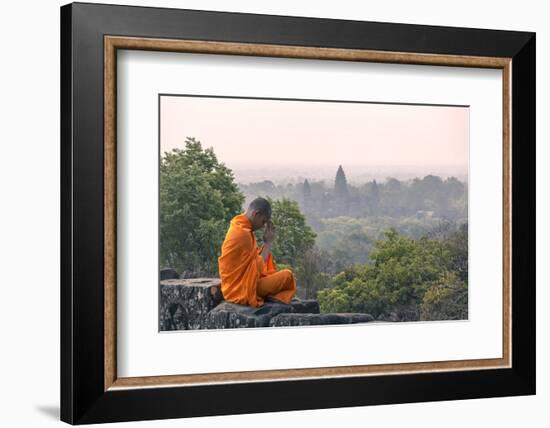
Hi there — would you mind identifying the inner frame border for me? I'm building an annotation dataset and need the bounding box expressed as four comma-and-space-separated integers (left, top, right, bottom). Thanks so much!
104, 35, 512, 391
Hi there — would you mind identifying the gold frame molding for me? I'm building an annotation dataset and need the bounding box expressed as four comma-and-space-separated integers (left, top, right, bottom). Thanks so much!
104, 35, 512, 391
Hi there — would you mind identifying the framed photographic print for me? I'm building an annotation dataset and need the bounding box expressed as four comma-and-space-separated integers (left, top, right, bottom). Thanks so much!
60, 2, 535, 424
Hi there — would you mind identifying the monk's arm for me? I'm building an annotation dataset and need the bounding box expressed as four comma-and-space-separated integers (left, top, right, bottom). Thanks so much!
260, 241, 272, 263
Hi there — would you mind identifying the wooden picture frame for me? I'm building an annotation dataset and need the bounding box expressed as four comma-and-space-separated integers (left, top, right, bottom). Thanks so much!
61, 2, 535, 424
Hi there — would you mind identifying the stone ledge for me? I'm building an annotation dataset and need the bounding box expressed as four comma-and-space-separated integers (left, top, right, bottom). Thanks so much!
159, 276, 374, 330
269, 312, 374, 327
160, 278, 222, 330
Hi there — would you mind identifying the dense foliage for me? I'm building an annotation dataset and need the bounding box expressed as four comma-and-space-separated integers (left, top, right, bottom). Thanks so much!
420, 271, 468, 321
160, 137, 244, 276
317, 226, 468, 320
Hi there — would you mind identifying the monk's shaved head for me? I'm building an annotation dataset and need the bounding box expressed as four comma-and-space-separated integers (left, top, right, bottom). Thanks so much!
247, 197, 272, 218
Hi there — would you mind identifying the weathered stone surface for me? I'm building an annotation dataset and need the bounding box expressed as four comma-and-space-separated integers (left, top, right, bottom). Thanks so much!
205, 300, 296, 329
159, 278, 222, 330
160, 268, 179, 280
159, 276, 373, 330
269, 312, 374, 327
288, 298, 320, 314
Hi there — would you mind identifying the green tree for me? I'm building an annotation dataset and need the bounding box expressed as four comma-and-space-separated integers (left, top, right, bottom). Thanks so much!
318, 265, 388, 315
294, 246, 333, 299
420, 271, 468, 320
369, 229, 451, 306
446, 222, 468, 282
317, 229, 453, 319
160, 137, 244, 276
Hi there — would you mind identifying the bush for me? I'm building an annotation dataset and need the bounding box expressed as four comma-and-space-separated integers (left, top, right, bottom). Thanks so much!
420, 271, 468, 321
160, 137, 244, 276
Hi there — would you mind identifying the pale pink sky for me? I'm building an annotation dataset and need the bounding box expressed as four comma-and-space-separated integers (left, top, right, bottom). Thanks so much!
160, 95, 468, 169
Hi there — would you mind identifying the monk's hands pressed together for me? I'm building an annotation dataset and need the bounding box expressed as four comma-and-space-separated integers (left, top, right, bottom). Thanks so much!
262, 220, 276, 244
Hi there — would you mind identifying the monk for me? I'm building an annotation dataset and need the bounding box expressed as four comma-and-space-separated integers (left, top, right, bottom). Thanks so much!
218, 197, 297, 308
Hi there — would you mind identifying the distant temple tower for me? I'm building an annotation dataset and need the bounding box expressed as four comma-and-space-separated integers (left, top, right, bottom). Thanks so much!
301, 178, 312, 213
334, 165, 350, 215
334, 165, 349, 199
303, 179, 312, 198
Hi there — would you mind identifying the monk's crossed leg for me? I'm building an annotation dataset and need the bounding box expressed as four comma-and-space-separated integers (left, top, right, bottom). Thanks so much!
257, 269, 297, 304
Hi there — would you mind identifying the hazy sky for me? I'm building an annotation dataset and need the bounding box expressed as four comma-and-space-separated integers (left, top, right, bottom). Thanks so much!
160, 95, 468, 170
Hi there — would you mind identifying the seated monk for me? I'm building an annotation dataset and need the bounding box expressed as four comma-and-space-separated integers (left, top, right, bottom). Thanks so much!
218, 197, 297, 308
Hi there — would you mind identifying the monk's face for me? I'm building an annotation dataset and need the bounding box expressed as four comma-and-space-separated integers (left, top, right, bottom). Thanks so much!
250, 210, 270, 231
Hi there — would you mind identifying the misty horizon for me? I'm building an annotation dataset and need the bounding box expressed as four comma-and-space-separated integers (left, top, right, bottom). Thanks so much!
229, 164, 468, 185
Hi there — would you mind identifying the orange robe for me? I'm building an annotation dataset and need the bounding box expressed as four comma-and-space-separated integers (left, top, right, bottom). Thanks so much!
218, 213, 297, 308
